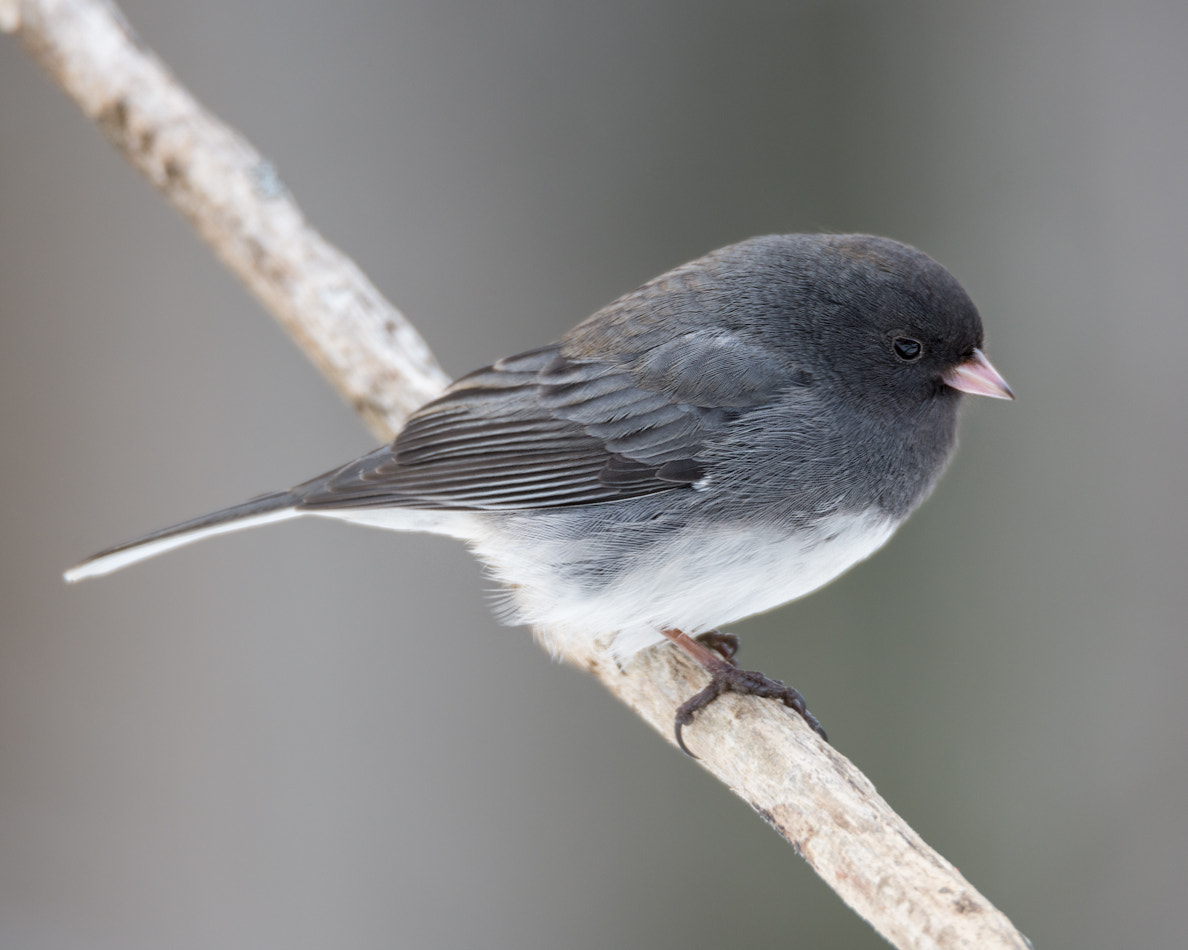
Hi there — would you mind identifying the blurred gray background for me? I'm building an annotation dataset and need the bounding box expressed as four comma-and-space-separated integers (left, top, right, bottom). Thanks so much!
2, 1, 1185, 948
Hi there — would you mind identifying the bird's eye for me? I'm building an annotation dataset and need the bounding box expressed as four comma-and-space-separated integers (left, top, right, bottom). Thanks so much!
892, 336, 923, 362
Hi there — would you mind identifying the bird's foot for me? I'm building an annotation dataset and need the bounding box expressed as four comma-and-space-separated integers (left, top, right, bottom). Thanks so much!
662, 629, 827, 757
693, 630, 740, 664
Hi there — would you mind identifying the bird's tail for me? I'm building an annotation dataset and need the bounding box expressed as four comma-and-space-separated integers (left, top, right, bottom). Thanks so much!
64, 490, 302, 582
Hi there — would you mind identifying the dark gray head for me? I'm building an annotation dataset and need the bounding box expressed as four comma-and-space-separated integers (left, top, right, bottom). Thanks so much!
695, 234, 1003, 416
594, 233, 1013, 519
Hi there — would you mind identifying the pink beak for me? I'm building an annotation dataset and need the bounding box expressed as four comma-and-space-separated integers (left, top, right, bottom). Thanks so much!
943, 348, 1014, 400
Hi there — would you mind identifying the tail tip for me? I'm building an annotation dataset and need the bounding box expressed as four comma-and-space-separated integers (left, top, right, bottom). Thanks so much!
63, 560, 101, 583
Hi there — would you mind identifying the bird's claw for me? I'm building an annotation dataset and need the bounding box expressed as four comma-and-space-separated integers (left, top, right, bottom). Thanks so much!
673, 659, 827, 757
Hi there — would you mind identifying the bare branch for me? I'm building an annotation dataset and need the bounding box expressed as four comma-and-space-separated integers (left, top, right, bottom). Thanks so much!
6, 2, 1030, 947
5, 0, 450, 440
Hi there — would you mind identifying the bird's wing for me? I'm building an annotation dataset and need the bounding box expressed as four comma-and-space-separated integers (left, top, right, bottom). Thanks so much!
297, 331, 801, 512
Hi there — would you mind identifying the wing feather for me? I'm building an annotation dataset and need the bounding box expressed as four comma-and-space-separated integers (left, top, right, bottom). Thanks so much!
296, 326, 806, 513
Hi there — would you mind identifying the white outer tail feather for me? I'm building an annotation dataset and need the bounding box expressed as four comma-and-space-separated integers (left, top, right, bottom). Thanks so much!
63, 508, 301, 582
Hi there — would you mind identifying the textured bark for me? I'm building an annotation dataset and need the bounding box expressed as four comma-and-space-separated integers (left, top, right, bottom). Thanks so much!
4, 0, 449, 440
6, 2, 1031, 947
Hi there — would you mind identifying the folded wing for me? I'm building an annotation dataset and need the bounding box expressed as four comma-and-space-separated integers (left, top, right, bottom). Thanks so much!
297, 330, 801, 512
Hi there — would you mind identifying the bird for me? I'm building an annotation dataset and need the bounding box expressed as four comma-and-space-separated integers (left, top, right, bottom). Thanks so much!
65, 234, 1012, 753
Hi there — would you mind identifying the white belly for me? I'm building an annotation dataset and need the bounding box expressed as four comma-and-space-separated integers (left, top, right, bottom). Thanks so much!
472, 509, 899, 660
316, 504, 898, 661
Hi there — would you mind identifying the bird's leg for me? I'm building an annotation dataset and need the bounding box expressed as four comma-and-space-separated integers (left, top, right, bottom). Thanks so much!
661, 629, 828, 757
693, 630, 740, 664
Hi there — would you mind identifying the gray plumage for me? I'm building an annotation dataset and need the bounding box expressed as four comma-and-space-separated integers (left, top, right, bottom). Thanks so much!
66, 234, 1009, 661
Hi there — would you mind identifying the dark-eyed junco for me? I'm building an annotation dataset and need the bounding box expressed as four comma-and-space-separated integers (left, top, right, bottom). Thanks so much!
66, 234, 1012, 751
